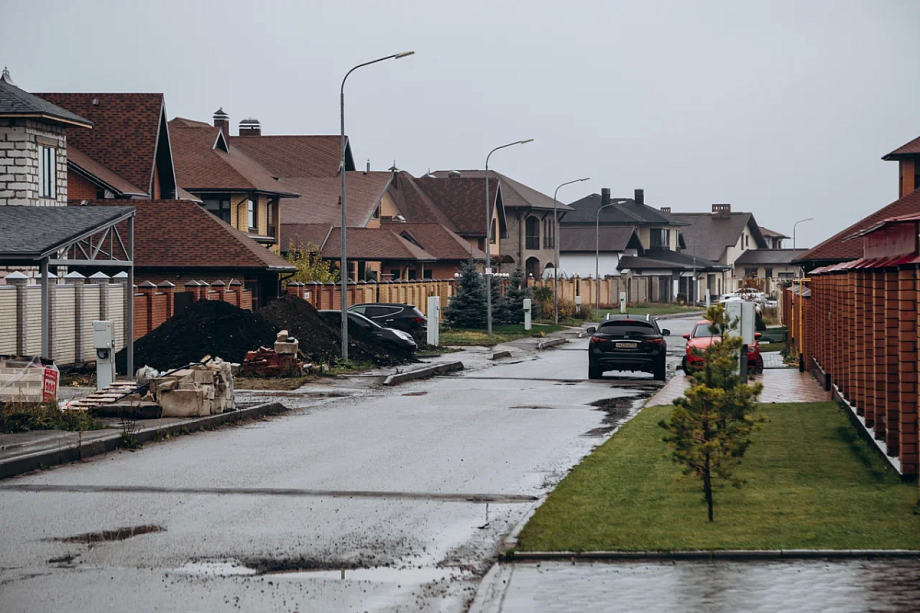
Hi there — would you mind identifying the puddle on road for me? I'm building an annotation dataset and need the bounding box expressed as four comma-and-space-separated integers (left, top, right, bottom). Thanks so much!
49, 524, 165, 544
582, 393, 653, 437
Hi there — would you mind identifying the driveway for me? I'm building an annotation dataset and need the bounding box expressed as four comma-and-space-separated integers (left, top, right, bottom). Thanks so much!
0, 336, 653, 612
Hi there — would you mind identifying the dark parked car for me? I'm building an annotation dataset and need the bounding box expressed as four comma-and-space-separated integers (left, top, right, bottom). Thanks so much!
319, 310, 417, 353
586, 315, 670, 380
349, 303, 427, 341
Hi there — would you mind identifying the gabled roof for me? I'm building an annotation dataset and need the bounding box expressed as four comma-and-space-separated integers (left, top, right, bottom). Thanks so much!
37, 92, 177, 198
428, 170, 574, 212
168, 119, 298, 196
673, 212, 767, 262
882, 135, 920, 160
67, 145, 146, 198
796, 189, 920, 264
561, 194, 690, 226
734, 249, 808, 265
320, 227, 436, 262
281, 223, 334, 252
560, 226, 643, 253
759, 226, 789, 239
413, 176, 507, 237
279, 172, 392, 227
0, 206, 134, 261
385, 222, 486, 260
618, 248, 727, 273
386, 171, 459, 231
86, 200, 294, 271
0, 72, 92, 128
230, 135, 354, 178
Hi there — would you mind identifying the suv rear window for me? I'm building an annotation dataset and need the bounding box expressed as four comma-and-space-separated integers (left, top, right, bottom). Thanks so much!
598, 320, 657, 336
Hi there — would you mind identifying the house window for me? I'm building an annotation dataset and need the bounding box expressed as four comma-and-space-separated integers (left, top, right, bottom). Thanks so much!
490, 219, 498, 244
38, 145, 56, 199
406, 268, 417, 280
764, 267, 773, 279
390, 269, 400, 280
525, 217, 540, 250
543, 217, 555, 249
203, 197, 231, 223
423, 269, 433, 279
745, 267, 759, 278
267, 200, 276, 239
248, 199, 256, 231
650, 228, 670, 248
778, 272, 795, 280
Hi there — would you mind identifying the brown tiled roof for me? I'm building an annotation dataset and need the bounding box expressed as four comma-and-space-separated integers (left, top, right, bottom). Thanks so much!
734, 249, 809, 265
280, 223, 333, 251
796, 189, 920, 263
759, 226, 789, 239
672, 212, 766, 262
413, 176, 503, 237
36, 93, 167, 195
560, 226, 642, 253
175, 187, 203, 203
429, 170, 574, 211
279, 172, 392, 227
169, 119, 298, 196
85, 200, 294, 271
230, 135, 346, 178
385, 222, 486, 260
386, 172, 459, 230
882, 135, 920, 160
320, 227, 436, 261
67, 145, 146, 197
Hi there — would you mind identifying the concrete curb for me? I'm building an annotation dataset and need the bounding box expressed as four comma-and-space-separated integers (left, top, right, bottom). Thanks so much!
0, 402, 287, 480
490, 350, 512, 360
382, 361, 464, 386
503, 549, 920, 561
537, 338, 567, 351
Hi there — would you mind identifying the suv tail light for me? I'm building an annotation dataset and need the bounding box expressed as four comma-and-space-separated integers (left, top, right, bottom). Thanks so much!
590, 337, 608, 344
645, 338, 663, 345
411, 317, 425, 324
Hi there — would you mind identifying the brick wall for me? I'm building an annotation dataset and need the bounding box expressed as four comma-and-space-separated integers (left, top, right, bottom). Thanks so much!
0, 118, 68, 207
67, 169, 99, 200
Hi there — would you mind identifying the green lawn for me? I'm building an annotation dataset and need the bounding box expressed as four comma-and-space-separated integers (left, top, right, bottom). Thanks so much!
597, 303, 702, 319
440, 323, 565, 347
516, 402, 920, 551
759, 342, 785, 353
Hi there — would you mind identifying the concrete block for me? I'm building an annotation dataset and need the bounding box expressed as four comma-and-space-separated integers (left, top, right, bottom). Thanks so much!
159, 389, 207, 417
274, 340, 299, 355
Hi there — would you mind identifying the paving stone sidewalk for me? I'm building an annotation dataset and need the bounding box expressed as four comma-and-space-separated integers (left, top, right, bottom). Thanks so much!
648, 365, 828, 406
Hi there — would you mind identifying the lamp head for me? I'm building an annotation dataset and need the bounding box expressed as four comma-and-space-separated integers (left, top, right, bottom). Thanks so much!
395, 51, 415, 59
519, 138, 534, 145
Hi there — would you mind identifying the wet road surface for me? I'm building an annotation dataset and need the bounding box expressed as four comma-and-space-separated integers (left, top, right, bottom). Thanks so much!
493, 559, 920, 613
0, 329, 657, 612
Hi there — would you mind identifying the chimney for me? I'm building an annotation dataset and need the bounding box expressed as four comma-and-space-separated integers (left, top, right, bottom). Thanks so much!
389, 163, 399, 188
634, 188, 644, 205
601, 187, 611, 207
213, 107, 229, 135
660, 206, 671, 214
239, 117, 261, 136
712, 203, 731, 218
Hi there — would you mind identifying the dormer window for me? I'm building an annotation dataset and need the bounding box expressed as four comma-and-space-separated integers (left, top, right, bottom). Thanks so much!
248, 199, 256, 231
38, 144, 56, 199
650, 228, 670, 248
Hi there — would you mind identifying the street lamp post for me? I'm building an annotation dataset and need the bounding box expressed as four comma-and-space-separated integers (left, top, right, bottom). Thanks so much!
340, 51, 414, 360
596, 200, 626, 319
792, 217, 814, 249
552, 177, 590, 325
485, 139, 533, 337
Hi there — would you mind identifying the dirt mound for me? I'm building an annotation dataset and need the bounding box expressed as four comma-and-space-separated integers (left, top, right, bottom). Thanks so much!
260, 295, 340, 363
116, 300, 277, 372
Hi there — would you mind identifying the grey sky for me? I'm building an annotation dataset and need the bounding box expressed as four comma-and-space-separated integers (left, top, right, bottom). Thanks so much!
4, 0, 919, 248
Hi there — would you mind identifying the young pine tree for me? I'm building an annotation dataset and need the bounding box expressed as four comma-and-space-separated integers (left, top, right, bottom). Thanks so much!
444, 256, 487, 329
659, 304, 764, 522
498, 267, 533, 324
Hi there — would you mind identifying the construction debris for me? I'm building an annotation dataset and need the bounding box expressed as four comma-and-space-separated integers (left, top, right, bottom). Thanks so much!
240, 331, 309, 378
0, 356, 59, 404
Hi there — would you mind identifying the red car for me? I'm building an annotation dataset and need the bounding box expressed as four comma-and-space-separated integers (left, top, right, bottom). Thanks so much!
681, 319, 763, 374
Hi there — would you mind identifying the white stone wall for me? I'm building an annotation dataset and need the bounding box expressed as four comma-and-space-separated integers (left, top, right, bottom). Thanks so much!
0, 118, 68, 206
0, 287, 16, 354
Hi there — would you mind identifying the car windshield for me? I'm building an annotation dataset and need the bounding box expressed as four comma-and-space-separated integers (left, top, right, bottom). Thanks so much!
692, 323, 719, 338
598, 321, 657, 336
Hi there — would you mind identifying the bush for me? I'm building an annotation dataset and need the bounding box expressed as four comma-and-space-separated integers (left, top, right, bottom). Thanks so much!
541, 298, 576, 321
573, 304, 593, 320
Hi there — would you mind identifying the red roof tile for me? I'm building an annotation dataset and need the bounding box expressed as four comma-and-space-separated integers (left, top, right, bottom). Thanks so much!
279, 172, 392, 227
386, 172, 459, 231
429, 170, 573, 211
85, 200, 294, 271
67, 145, 146, 197
385, 222, 486, 260
36, 93, 168, 195
882, 135, 920, 160
230, 135, 346, 178
320, 227, 436, 261
413, 176, 504, 237
281, 223, 333, 251
796, 189, 920, 263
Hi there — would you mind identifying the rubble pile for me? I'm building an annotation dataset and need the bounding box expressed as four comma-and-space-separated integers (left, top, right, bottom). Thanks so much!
240, 330, 308, 377
117, 301, 277, 371
147, 359, 235, 418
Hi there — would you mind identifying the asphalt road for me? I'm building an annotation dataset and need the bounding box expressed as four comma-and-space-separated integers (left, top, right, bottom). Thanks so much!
0, 323, 677, 612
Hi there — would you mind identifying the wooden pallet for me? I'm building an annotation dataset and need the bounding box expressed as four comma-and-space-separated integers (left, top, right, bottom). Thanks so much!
68, 381, 139, 411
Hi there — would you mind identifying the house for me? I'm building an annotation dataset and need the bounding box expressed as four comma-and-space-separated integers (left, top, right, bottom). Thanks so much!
561, 188, 724, 302
429, 170, 573, 278
797, 134, 920, 269
760, 226, 789, 249
672, 204, 770, 297
558, 226, 643, 278
169, 115, 300, 252
35, 92, 178, 201
732, 249, 807, 296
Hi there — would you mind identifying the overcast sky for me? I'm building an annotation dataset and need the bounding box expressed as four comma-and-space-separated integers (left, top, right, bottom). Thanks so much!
4, 0, 919, 248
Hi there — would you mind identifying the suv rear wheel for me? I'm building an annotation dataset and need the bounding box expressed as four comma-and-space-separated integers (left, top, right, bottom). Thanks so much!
588, 361, 602, 380
653, 358, 667, 381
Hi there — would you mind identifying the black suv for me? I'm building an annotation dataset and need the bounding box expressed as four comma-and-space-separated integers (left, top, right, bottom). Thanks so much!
587, 315, 670, 381
349, 303, 427, 341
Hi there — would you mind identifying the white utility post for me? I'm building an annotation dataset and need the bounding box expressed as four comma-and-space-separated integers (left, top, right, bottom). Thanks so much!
705, 289, 711, 308
93, 320, 115, 390
426, 296, 440, 346
725, 301, 755, 376
523, 298, 532, 331
619, 291, 627, 314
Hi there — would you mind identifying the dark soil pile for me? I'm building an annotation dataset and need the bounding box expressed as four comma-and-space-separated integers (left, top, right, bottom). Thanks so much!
116, 300, 277, 372
260, 295, 340, 363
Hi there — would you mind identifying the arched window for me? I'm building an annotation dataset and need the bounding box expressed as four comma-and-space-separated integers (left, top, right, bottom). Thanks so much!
525, 217, 540, 250
490, 219, 498, 244
543, 217, 555, 249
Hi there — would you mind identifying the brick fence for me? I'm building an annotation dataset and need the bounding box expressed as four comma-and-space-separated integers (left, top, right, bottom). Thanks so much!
784, 267, 919, 479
